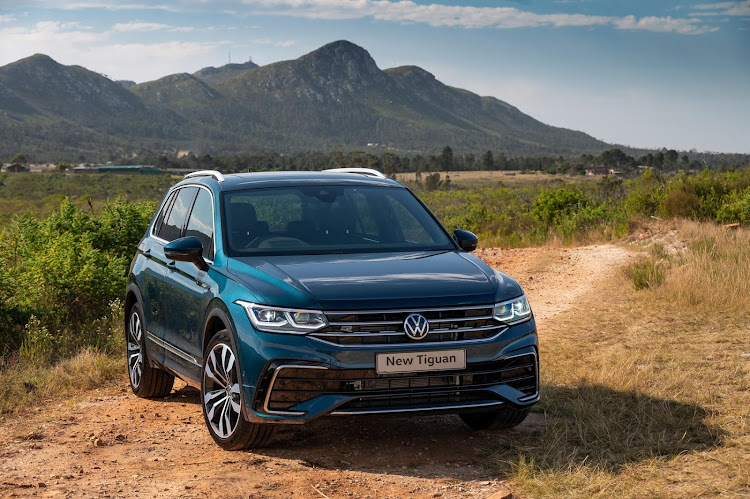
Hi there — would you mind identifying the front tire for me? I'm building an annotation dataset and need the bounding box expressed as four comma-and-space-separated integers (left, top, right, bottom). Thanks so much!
459, 407, 530, 430
126, 302, 174, 398
201, 331, 275, 450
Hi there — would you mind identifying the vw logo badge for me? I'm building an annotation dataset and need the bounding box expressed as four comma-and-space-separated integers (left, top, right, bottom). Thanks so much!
404, 313, 430, 340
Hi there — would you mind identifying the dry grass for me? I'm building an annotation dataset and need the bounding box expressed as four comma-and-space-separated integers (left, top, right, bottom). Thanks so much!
395, 170, 595, 189
492, 222, 750, 497
656, 221, 750, 316
0, 349, 123, 414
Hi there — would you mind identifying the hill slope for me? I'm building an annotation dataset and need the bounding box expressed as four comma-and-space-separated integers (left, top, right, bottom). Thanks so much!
0, 41, 610, 160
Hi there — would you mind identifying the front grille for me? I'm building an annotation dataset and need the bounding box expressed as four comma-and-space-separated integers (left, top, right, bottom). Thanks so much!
259, 353, 537, 414
312, 305, 503, 345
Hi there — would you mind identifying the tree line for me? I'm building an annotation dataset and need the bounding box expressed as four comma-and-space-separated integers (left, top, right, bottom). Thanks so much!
8, 147, 750, 175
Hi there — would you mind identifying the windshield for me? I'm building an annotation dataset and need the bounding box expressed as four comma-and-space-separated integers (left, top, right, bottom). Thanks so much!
222, 185, 454, 255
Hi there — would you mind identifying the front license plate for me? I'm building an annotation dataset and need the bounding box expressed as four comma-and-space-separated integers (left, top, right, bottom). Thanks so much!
376, 349, 466, 374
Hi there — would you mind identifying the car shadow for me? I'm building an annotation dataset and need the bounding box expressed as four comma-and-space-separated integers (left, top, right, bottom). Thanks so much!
255, 383, 725, 480
157, 382, 724, 480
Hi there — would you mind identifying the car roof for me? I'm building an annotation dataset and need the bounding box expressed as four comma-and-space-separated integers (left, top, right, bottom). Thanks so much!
173, 171, 404, 192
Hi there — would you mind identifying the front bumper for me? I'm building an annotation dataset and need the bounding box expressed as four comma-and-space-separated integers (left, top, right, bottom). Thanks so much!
229, 301, 539, 424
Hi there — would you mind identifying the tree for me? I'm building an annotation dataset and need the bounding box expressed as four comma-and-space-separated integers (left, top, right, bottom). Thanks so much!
482, 150, 494, 171
664, 149, 679, 168
424, 173, 442, 191
10, 153, 27, 164
439, 145, 454, 171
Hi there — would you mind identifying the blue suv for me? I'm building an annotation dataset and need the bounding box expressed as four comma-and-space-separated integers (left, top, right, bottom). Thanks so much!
126, 169, 539, 450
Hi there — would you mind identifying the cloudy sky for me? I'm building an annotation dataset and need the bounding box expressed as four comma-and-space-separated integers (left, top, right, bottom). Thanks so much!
0, 0, 748, 153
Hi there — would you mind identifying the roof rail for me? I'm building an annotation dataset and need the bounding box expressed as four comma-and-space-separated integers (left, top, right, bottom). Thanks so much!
184, 170, 225, 182
323, 168, 386, 179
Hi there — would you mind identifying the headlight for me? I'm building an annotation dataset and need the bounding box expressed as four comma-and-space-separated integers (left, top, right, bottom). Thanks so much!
493, 295, 532, 324
235, 301, 328, 334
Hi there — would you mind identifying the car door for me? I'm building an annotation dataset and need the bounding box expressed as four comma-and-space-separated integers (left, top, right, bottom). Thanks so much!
161, 187, 216, 375
147, 187, 198, 362
140, 189, 177, 349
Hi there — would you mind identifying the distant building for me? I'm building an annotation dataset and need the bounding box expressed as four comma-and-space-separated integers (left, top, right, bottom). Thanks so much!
177, 150, 192, 158
585, 168, 608, 176
5, 163, 29, 173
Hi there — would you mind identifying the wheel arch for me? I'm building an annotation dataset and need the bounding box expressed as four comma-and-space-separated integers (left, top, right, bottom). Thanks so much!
124, 282, 143, 330
202, 299, 240, 357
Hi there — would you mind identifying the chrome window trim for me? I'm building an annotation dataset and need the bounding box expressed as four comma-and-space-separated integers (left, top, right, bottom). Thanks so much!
263, 364, 328, 416
149, 184, 217, 263
146, 332, 201, 367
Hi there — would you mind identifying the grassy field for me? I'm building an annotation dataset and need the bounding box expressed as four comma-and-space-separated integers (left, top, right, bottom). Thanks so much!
0, 172, 177, 225
396, 170, 596, 189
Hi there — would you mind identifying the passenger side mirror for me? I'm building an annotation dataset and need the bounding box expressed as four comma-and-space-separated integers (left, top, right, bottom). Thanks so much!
453, 229, 478, 252
164, 236, 209, 271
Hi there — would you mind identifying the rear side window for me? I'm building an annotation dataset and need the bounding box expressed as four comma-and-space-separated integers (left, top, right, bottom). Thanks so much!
185, 189, 214, 260
153, 191, 177, 237
158, 187, 198, 242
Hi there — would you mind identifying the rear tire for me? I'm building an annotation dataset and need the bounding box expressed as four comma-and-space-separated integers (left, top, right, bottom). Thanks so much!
201, 331, 275, 450
126, 302, 174, 398
459, 407, 530, 430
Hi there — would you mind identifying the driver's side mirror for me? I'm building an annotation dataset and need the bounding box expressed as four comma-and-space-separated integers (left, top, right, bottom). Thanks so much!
164, 236, 209, 271
453, 229, 478, 252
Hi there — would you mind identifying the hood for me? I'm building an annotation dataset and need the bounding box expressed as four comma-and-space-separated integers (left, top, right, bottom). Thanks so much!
226, 250, 522, 310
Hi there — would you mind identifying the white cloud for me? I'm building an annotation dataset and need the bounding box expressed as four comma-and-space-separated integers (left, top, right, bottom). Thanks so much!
0, 14, 16, 23
0, 21, 230, 81
613, 15, 719, 34
112, 21, 194, 32
691, 0, 750, 16
241, 0, 718, 34
60, 1, 178, 11
250, 37, 296, 47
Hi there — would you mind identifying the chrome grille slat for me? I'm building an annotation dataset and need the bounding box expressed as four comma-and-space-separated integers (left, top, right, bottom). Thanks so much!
314, 304, 500, 345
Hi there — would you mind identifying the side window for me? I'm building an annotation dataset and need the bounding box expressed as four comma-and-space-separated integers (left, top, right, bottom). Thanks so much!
386, 195, 434, 243
185, 189, 214, 260
153, 191, 177, 237
158, 187, 198, 242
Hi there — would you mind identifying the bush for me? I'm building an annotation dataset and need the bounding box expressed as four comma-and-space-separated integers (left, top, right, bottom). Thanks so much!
0, 198, 155, 361
623, 258, 667, 290
531, 187, 586, 226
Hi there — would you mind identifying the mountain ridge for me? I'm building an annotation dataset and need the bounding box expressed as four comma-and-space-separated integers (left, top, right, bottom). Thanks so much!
0, 41, 611, 160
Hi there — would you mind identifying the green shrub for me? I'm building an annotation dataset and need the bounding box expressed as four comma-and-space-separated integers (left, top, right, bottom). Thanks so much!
531, 187, 586, 226
623, 258, 667, 290
716, 187, 750, 224
0, 198, 155, 361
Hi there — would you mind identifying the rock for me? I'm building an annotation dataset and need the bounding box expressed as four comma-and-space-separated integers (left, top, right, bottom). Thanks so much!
486, 488, 512, 499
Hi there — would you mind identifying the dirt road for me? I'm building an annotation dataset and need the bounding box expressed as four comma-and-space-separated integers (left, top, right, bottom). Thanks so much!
0, 245, 630, 499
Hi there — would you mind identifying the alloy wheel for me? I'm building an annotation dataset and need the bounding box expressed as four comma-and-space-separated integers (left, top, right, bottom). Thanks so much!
127, 311, 144, 389
203, 343, 241, 439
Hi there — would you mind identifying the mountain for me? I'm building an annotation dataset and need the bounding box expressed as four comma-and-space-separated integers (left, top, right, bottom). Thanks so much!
0, 41, 611, 161
193, 60, 258, 85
